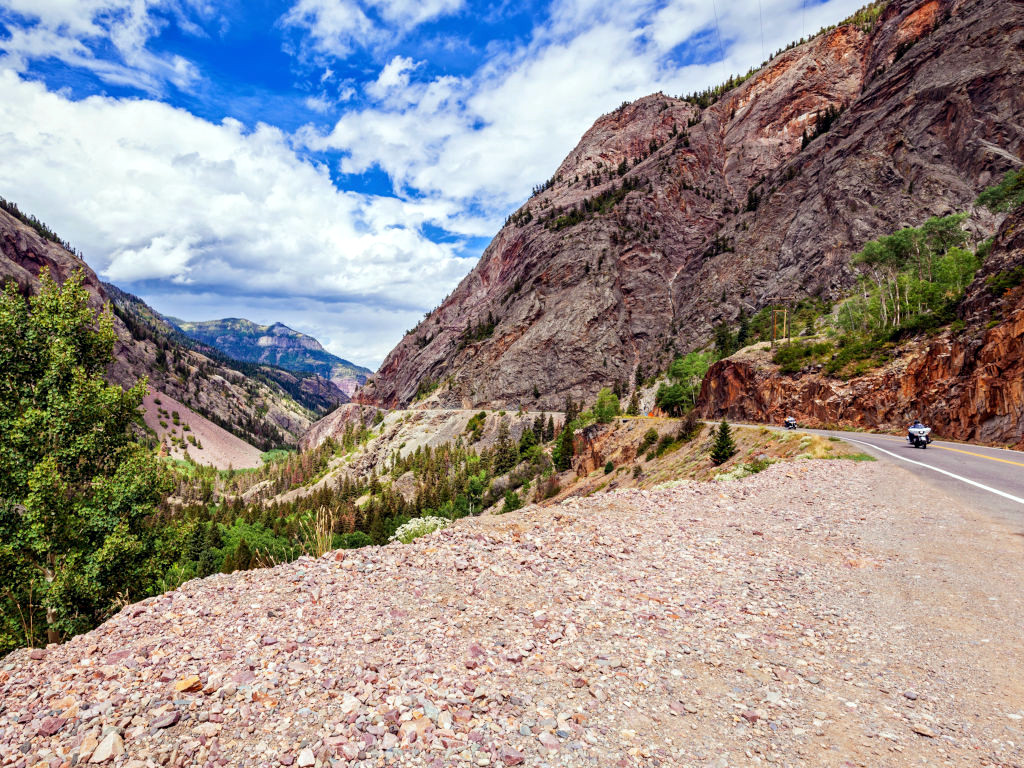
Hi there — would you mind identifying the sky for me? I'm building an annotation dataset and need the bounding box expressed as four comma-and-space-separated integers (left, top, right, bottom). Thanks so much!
0, 0, 867, 368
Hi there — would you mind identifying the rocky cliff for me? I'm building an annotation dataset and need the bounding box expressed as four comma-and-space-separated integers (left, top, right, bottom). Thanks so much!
697, 208, 1024, 447
0, 206, 322, 451
171, 317, 371, 395
359, 0, 1024, 411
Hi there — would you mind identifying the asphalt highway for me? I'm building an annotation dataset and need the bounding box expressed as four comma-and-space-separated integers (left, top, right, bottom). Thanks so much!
785, 426, 1024, 525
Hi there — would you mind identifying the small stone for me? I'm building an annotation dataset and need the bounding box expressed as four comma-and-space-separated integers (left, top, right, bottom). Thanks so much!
742, 710, 759, 724
903, 690, 918, 700
910, 723, 935, 738
296, 747, 315, 767
151, 711, 181, 729
37, 717, 66, 737
279, 755, 294, 766
29, 649, 45, 661
90, 732, 124, 763
537, 732, 560, 751
174, 675, 201, 692
499, 746, 524, 765
340, 693, 361, 714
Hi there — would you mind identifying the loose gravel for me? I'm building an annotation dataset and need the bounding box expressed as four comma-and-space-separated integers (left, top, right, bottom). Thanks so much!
3, 462, 1023, 768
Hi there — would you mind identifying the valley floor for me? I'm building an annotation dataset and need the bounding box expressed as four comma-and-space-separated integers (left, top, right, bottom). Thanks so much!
2, 462, 1023, 768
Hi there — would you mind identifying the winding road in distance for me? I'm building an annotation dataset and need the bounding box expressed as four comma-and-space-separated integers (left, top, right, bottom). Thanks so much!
785, 426, 1024, 525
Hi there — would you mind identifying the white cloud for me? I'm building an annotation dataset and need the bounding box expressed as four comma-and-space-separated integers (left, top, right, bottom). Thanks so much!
0, 71, 473, 365
0, 0, 204, 93
300, 0, 868, 220
281, 0, 464, 59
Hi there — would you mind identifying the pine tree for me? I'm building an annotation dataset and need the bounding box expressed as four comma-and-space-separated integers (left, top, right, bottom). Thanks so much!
544, 415, 556, 442
627, 391, 640, 416
710, 419, 737, 465
553, 426, 575, 471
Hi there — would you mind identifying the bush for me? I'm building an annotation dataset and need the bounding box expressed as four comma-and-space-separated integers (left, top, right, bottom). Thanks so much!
987, 266, 1024, 296
390, 516, 450, 544
503, 490, 523, 513
677, 410, 702, 442
639, 428, 659, 454
604, 460, 614, 474
335, 531, 373, 549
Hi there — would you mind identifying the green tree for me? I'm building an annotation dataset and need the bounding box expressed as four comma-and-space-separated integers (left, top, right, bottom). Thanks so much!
710, 419, 737, 465
626, 391, 640, 416
503, 489, 523, 512
0, 270, 171, 652
552, 426, 575, 471
594, 387, 620, 423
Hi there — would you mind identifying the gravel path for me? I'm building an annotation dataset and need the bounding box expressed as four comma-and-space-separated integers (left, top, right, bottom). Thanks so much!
3, 462, 1022, 768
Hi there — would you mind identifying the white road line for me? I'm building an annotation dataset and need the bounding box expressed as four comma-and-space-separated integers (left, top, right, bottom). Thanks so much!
841, 437, 1024, 506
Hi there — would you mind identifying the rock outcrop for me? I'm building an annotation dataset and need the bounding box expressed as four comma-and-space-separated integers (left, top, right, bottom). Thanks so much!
697, 208, 1024, 447
359, 0, 1024, 412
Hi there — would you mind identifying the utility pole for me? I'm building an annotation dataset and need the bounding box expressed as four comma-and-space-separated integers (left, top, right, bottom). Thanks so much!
767, 295, 794, 348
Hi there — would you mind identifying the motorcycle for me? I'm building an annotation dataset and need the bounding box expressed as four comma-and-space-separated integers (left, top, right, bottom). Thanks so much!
783, 417, 798, 430
907, 425, 932, 448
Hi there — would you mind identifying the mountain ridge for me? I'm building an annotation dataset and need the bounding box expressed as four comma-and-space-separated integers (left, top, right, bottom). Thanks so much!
170, 316, 371, 396
0, 204, 338, 453
357, 0, 1024, 411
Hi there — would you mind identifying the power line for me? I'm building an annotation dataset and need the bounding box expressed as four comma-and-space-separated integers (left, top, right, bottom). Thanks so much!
710, 0, 727, 79
758, 0, 766, 60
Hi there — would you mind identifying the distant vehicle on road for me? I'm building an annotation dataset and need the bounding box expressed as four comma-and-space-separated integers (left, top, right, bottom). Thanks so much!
784, 416, 798, 430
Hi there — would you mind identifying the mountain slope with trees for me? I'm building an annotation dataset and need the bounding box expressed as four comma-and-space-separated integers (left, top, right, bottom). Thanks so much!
170, 317, 370, 395
358, 0, 1024, 411
0, 205, 330, 451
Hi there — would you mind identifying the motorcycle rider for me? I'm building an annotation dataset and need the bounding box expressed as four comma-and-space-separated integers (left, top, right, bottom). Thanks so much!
908, 418, 924, 441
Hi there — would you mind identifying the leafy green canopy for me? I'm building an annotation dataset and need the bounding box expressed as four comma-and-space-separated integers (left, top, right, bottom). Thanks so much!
655, 351, 715, 416
0, 270, 171, 652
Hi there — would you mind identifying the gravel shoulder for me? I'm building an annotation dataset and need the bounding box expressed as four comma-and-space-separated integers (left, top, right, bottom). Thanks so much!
3, 462, 1023, 768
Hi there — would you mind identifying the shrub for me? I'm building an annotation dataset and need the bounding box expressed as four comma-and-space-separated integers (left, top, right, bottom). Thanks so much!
987, 266, 1024, 296
503, 490, 523, 513
677, 410, 701, 442
390, 516, 450, 544
336, 531, 373, 549
604, 460, 614, 474
639, 428, 659, 453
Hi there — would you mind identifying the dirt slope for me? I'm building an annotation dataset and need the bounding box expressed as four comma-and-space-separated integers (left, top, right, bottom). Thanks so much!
3, 462, 1022, 767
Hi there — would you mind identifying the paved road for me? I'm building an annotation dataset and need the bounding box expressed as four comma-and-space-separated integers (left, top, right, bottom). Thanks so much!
778, 426, 1024, 525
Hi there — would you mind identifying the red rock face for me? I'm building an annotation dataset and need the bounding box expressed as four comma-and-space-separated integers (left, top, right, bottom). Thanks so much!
360, 0, 1024, 411
697, 209, 1024, 448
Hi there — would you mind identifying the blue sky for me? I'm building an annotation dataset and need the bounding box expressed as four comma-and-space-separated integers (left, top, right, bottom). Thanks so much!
0, 0, 865, 367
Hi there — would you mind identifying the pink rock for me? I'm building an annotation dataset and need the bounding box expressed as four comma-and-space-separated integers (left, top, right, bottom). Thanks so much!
37, 717, 66, 737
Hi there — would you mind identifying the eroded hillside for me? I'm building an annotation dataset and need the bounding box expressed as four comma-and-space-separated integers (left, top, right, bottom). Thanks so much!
359, 0, 1024, 411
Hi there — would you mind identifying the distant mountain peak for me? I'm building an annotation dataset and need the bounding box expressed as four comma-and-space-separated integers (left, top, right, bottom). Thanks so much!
170, 316, 371, 395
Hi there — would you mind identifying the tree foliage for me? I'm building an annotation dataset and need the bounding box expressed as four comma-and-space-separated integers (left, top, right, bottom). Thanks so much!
0, 270, 171, 652
710, 419, 737, 466
594, 388, 620, 423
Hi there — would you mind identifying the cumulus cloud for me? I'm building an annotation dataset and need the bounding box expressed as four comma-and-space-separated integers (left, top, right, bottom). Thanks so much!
282, 0, 465, 59
0, 71, 472, 365
300, 0, 868, 218
0, 0, 207, 93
